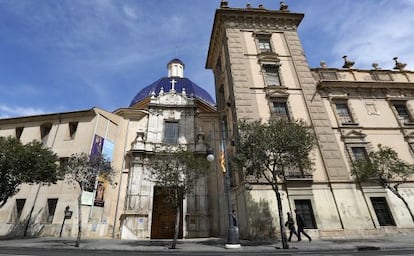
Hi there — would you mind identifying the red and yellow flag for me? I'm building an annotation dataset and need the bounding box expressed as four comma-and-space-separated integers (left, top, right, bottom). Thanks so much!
219, 151, 226, 173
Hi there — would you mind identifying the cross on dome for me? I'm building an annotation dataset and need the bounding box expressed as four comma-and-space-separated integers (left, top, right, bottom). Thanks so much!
170, 79, 177, 91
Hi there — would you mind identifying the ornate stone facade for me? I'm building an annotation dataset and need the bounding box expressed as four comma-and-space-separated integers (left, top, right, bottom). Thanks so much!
206, 3, 414, 239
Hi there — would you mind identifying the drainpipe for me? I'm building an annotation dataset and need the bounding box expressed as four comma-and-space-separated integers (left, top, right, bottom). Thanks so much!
112, 119, 130, 238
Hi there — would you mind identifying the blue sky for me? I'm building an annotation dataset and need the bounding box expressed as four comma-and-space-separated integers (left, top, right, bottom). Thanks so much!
1, 0, 414, 118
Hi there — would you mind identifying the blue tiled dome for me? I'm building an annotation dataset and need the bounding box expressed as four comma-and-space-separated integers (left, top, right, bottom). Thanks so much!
129, 77, 215, 107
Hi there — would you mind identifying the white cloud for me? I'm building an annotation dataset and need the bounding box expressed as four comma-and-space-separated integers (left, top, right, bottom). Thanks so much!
0, 104, 47, 118
302, 1, 414, 69
122, 4, 140, 20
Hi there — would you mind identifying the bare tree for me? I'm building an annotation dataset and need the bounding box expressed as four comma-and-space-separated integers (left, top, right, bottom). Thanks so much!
62, 152, 116, 247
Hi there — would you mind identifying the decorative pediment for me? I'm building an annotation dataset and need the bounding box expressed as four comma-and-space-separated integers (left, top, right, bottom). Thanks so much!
150, 88, 193, 106
258, 52, 280, 63
266, 88, 288, 98
341, 129, 367, 142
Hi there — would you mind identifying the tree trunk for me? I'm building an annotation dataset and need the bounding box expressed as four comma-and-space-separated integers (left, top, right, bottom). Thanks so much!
387, 186, 414, 223
274, 184, 289, 249
171, 205, 180, 249
75, 191, 82, 247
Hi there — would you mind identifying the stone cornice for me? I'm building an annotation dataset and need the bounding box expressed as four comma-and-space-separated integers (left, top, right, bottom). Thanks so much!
206, 7, 303, 69
0, 108, 96, 124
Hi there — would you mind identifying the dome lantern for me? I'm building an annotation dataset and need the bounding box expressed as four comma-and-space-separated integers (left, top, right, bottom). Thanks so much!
167, 58, 185, 78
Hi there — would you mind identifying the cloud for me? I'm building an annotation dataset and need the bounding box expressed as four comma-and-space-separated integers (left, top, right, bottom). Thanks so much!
301, 0, 414, 69
0, 104, 47, 118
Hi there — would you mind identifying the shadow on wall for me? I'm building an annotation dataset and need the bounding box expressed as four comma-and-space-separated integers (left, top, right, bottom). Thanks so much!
245, 192, 276, 240
4, 210, 44, 239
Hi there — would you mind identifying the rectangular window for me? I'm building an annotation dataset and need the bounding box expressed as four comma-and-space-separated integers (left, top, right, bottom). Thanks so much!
68, 122, 78, 139
46, 198, 58, 223
263, 64, 281, 86
351, 147, 369, 162
371, 197, 395, 226
335, 103, 354, 124
258, 38, 272, 53
393, 102, 412, 122
15, 127, 24, 139
40, 123, 52, 143
272, 101, 290, 120
59, 157, 69, 167
218, 86, 225, 111
11, 199, 26, 223
409, 143, 414, 155
294, 199, 317, 229
164, 121, 179, 144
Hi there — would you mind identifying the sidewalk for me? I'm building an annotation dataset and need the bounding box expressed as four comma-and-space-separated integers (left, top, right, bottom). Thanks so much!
1, 234, 414, 253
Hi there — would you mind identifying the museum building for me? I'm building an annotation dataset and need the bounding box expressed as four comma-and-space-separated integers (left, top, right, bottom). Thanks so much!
0, 2, 413, 240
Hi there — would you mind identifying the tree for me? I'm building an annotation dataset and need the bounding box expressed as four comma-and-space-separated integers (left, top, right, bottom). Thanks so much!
146, 146, 209, 249
0, 136, 61, 208
234, 118, 315, 249
62, 152, 115, 247
351, 144, 414, 222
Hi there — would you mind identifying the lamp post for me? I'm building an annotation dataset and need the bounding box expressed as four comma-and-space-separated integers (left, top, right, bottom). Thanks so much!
59, 205, 73, 237
207, 120, 241, 248
221, 120, 241, 248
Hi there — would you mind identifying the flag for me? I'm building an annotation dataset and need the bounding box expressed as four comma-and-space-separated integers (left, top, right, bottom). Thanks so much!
220, 151, 226, 173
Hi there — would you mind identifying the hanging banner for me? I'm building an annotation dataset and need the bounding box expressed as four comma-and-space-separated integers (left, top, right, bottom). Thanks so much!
102, 139, 114, 161
91, 134, 104, 156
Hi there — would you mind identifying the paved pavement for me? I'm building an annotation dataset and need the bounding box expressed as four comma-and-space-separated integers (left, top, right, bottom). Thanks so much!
0, 234, 414, 253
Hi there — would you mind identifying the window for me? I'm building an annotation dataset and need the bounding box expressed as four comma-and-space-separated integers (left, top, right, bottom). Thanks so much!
257, 37, 272, 53
371, 197, 395, 226
216, 58, 222, 76
59, 157, 69, 167
40, 123, 52, 143
263, 64, 281, 86
393, 102, 412, 122
218, 85, 226, 111
68, 122, 78, 139
15, 127, 24, 139
294, 199, 317, 229
46, 198, 58, 223
351, 147, 369, 162
272, 101, 290, 120
335, 102, 354, 124
409, 143, 414, 155
164, 121, 179, 144
10, 199, 26, 223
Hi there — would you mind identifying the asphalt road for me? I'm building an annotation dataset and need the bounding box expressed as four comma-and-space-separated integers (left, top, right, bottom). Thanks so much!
1, 248, 414, 256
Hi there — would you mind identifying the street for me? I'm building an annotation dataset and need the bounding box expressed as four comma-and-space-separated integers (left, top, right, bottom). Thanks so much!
1, 248, 414, 256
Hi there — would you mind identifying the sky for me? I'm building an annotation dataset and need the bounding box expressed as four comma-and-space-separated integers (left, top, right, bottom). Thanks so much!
1, 0, 414, 118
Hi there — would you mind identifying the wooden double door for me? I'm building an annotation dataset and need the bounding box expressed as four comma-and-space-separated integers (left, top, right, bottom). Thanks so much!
151, 187, 183, 239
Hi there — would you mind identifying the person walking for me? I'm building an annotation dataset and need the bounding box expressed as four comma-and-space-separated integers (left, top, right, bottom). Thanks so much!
295, 209, 312, 242
285, 212, 299, 242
